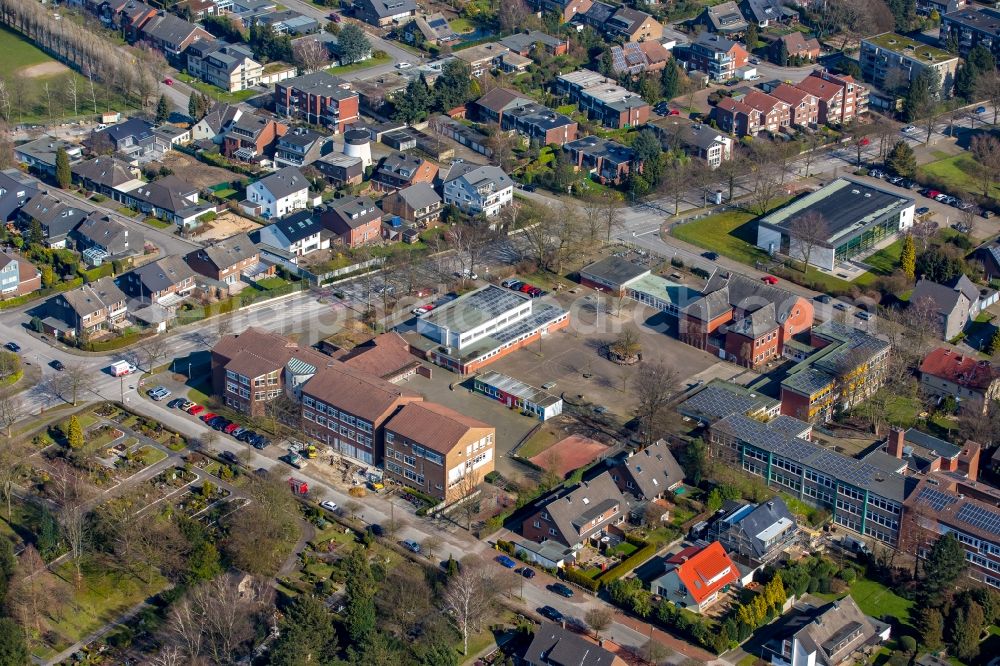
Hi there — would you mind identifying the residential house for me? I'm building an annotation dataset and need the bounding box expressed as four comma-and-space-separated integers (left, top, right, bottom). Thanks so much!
654, 119, 733, 168
19, 193, 88, 249
275, 72, 360, 132
498, 30, 568, 57
775, 32, 821, 62
901, 475, 1000, 590
292, 31, 370, 68
71, 157, 140, 198
520, 471, 629, 548
500, 103, 578, 146
243, 166, 309, 219
563, 136, 636, 185
453, 42, 509, 77
473, 87, 536, 124
403, 13, 456, 46
555, 70, 650, 128
910, 275, 985, 340
313, 153, 364, 188
349, 0, 417, 26
740, 89, 791, 134
72, 214, 144, 261
105, 0, 157, 38
273, 128, 332, 169
708, 498, 798, 565
0, 252, 40, 299
529, 0, 593, 23
211, 327, 333, 417
222, 113, 288, 162
372, 153, 438, 193
779, 321, 891, 422
860, 33, 958, 98
649, 542, 740, 612
258, 10, 319, 35
47, 276, 128, 336
185, 40, 263, 92
154, 124, 190, 148
86, 118, 170, 164
381, 183, 442, 227
229, 0, 276, 26
318, 196, 382, 247
604, 7, 663, 42
763, 597, 891, 666
442, 163, 514, 217
382, 401, 495, 501
610, 439, 684, 500
793, 70, 868, 125
767, 83, 819, 126
883, 426, 980, 479
919, 0, 965, 16
138, 12, 212, 63
579, 2, 616, 31
695, 1, 748, 35
117, 175, 211, 229
0, 171, 38, 222
524, 624, 628, 666
15, 136, 83, 178
190, 103, 243, 143
184, 232, 268, 285
740, 0, 797, 27
251, 210, 327, 256
712, 97, 763, 137
301, 360, 424, 465
610, 42, 671, 76
351, 73, 408, 114
709, 413, 908, 545
119, 254, 196, 304
940, 6, 1000, 59
976, 242, 1000, 281
175, 0, 217, 17
688, 32, 749, 82
680, 271, 814, 367
919, 347, 1000, 412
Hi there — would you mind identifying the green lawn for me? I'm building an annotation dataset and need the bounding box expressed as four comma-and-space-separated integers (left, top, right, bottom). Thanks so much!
671, 207, 772, 266
327, 52, 392, 76
885, 395, 923, 428
847, 579, 913, 626
516, 424, 562, 459
176, 73, 260, 104
0, 26, 128, 123
864, 239, 903, 275
143, 217, 173, 230
186, 381, 212, 407
255, 276, 289, 290
450, 17, 476, 33
136, 445, 167, 466
918, 153, 996, 199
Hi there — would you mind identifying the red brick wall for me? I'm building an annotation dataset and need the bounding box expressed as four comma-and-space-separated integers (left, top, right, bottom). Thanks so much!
462, 316, 571, 373
779, 388, 811, 420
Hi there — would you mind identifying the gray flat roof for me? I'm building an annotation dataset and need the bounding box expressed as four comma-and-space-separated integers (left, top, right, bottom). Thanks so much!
580, 255, 649, 287
475, 371, 561, 407
420, 284, 529, 333
759, 178, 913, 247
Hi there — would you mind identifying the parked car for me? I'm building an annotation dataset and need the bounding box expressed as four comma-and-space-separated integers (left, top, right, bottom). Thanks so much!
815, 294, 832, 304
539, 606, 564, 622
855, 310, 872, 321
761, 275, 778, 285
411, 306, 429, 316
925, 189, 941, 199
887, 175, 903, 185
200, 412, 218, 422
517, 567, 536, 579
369, 524, 385, 537
220, 451, 238, 463
902, 125, 917, 133
496, 555, 517, 569
147, 386, 171, 401
224, 422, 240, 434
167, 398, 186, 409
163, 78, 173, 85
395, 61, 412, 69
916, 207, 930, 215
5, 342, 20, 353
50, 359, 64, 371
977, 106, 987, 114
321, 500, 338, 511
188, 405, 205, 416
549, 583, 574, 598
869, 169, 884, 178
702, 251, 719, 260
231, 427, 246, 438
402, 539, 422, 553
834, 302, 849, 311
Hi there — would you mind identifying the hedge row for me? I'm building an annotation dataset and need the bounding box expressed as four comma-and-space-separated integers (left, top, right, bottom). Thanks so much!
563, 566, 601, 592
597, 541, 657, 586
78, 263, 113, 282
0, 277, 84, 310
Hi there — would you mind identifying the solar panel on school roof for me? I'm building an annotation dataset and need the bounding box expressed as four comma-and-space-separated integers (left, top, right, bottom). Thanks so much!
956, 503, 1000, 534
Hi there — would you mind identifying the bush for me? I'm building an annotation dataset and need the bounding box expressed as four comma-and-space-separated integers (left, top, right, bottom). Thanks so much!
484, 471, 501, 484
563, 566, 601, 592
692, 267, 710, 279
670, 257, 684, 268
496, 539, 515, 555
597, 542, 658, 586
199, 211, 218, 223
78, 263, 113, 282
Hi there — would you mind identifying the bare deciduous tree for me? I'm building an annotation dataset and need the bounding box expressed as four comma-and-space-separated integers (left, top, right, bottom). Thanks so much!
975, 69, 1000, 125
787, 211, 829, 271
971, 134, 1000, 197
632, 362, 680, 444
137, 335, 170, 372
292, 38, 330, 72
0, 388, 23, 436
585, 607, 614, 639
56, 361, 95, 405
440, 557, 496, 655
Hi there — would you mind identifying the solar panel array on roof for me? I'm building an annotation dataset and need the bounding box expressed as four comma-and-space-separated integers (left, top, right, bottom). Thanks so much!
956, 503, 1000, 534
916, 487, 959, 511
428, 16, 448, 27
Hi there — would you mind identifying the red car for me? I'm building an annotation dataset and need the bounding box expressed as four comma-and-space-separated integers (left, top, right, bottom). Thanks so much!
519, 283, 534, 293
163, 78, 173, 85
224, 422, 240, 434
668, 108, 680, 116
200, 412, 218, 422
187, 405, 205, 416
858, 137, 870, 146
761, 275, 778, 285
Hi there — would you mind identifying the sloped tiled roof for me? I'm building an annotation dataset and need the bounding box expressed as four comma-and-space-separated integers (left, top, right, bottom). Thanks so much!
302, 361, 422, 422
386, 401, 492, 455
669, 541, 739, 604
618, 439, 684, 500
919, 347, 1000, 391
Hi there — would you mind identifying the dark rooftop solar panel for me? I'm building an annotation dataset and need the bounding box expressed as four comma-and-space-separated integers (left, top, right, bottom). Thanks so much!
915, 487, 958, 511
956, 503, 1000, 534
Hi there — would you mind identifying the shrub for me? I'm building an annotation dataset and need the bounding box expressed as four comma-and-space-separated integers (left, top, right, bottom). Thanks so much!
670, 257, 684, 268
692, 267, 711, 279
495, 539, 515, 555
597, 542, 658, 586
484, 471, 501, 484
563, 567, 601, 592
899, 636, 917, 654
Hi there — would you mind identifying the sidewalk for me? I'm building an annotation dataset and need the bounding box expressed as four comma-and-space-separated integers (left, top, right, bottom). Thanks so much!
613, 611, 718, 663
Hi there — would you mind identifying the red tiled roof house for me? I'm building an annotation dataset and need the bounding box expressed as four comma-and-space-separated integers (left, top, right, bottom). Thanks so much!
650, 542, 740, 613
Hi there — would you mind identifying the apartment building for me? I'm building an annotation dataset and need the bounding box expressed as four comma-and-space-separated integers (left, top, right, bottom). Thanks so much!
301, 362, 423, 466
555, 69, 650, 128
688, 33, 749, 82
860, 33, 957, 97
380, 183, 442, 227
710, 413, 910, 546
383, 401, 495, 501
793, 70, 868, 125
767, 83, 819, 126
500, 103, 578, 146
186, 40, 263, 92
273, 128, 332, 169
940, 6, 1000, 59
372, 153, 438, 192
903, 476, 1000, 589
442, 163, 514, 217
222, 113, 288, 161
0, 252, 40, 299
275, 72, 360, 133
563, 136, 637, 185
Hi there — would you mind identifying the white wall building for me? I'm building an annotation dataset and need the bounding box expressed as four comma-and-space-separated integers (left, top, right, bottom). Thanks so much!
244, 166, 310, 219
442, 163, 514, 217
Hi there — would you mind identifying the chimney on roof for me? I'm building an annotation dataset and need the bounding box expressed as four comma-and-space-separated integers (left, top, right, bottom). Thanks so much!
887, 427, 905, 459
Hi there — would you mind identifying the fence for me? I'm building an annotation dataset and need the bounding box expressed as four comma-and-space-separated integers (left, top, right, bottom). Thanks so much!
299, 256, 385, 286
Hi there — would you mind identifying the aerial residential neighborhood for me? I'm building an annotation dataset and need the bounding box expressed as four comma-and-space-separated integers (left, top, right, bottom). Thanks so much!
0, 0, 997, 661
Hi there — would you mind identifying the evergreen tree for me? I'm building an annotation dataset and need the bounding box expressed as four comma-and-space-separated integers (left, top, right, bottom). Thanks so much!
746, 22, 758, 50
67, 415, 84, 450
0, 618, 27, 666
904, 69, 939, 122
918, 533, 966, 605
661, 63, 680, 100
680, 437, 708, 485
28, 219, 43, 247
631, 129, 664, 186
55, 148, 71, 189
900, 234, 916, 279
446, 555, 459, 576
955, 62, 977, 100
344, 547, 377, 644
951, 600, 985, 661
155, 94, 170, 123
917, 607, 945, 651
338, 24, 371, 64
393, 74, 431, 123
886, 140, 917, 178
270, 594, 339, 666
433, 60, 473, 112
887, 0, 916, 30
776, 38, 789, 67
945, 32, 960, 54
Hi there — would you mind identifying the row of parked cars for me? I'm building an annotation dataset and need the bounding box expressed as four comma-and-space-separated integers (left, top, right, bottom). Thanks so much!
501, 278, 545, 298
869, 168, 986, 216
168, 399, 271, 449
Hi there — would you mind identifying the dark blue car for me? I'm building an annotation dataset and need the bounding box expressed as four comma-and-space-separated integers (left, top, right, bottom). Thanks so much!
496, 555, 517, 569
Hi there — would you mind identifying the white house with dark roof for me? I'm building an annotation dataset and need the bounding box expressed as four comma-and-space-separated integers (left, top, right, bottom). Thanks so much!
117, 175, 213, 228
243, 166, 310, 219
73, 213, 145, 261
764, 597, 890, 666
15, 136, 83, 177
350, 0, 416, 26
708, 498, 798, 565
442, 163, 513, 217
251, 210, 328, 257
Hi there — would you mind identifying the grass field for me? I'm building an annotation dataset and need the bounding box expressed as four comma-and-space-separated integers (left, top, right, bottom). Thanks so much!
0, 25, 126, 123
848, 579, 913, 626
671, 207, 773, 266
918, 153, 996, 199
864, 239, 903, 275
516, 422, 562, 459
327, 52, 392, 76
176, 73, 260, 104
143, 217, 173, 230
450, 17, 476, 33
